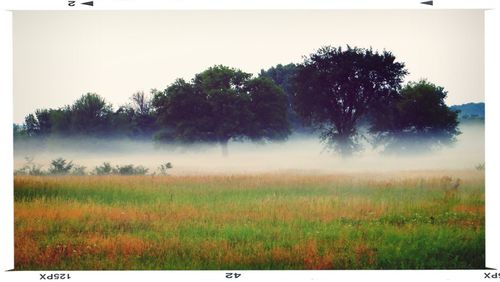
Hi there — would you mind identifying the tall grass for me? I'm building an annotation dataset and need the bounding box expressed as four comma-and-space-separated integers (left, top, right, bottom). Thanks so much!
14, 171, 484, 270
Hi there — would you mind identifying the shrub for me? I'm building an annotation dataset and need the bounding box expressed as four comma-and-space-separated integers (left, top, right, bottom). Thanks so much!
131, 165, 149, 175
157, 162, 173, 175
71, 165, 87, 176
113, 164, 149, 175
15, 156, 44, 176
48, 158, 74, 175
93, 162, 113, 175
475, 163, 485, 171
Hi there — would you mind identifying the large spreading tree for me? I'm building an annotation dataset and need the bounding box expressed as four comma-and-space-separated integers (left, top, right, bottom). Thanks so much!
153, 65, 290, 155
293, 46, 408, 155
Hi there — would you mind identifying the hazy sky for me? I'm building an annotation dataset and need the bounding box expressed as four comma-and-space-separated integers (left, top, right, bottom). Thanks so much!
13, 10, 484, 123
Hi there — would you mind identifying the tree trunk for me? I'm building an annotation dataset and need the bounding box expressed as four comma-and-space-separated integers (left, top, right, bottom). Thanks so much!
220, 139, 229, 157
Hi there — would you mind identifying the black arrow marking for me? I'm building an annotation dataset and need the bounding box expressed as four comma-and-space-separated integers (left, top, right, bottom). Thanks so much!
421, 1, 433, 5
81, 1, 93, 6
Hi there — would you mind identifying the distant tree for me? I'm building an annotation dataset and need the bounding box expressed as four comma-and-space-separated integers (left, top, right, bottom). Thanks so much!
48, 106, 72, 136
260, 63, 297, 95
450, 102, 484, 121
25, 106, 71, 137
18, 91, 157, 139
24, 113, 40, 136
293, 46, 408, 156
13, 124, 28, 140
153, 65, 291, 155
22, 107, 72, 137
244, 76, 290, 141
128, 91, 157, 137
130, 91, 152, 116
370, 80, 460, 153
70, 93, 113, 135
109, 106, 135, 137
35, 109, 52, 136
260, 63, 309, 133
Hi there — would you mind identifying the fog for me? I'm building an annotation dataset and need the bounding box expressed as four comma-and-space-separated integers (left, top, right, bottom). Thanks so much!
13, 123, 484, 175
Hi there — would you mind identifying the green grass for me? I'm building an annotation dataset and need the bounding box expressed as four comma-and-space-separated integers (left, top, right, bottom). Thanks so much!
14, 171, 485, 270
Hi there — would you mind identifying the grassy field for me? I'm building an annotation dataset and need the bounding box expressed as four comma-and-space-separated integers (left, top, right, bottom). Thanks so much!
14, 170, 485, 270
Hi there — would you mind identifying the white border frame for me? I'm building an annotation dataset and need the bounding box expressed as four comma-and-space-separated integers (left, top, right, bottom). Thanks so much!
1, 1, 498, 281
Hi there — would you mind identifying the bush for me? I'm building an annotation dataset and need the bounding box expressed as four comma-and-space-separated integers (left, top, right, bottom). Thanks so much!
93, 162, 113, 175
113, 164, 149, 175
71, 165, 87, 176
15, 159, 157, 176
132, 165, 149, 175
157, 162, 173, 175
48, 158, 74, 175
15, 156, 44, 176
475, 163, 485, 171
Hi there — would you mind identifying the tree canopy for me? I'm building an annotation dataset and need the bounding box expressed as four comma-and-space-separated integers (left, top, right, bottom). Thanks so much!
369, 80, 460, 153
153, 65, 290, 155
293, 46, 408, 155
259, 63, 312, 133
70, 93, 113, 135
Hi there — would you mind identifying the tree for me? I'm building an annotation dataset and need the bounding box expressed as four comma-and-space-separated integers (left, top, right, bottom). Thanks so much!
24, 113, 39, 136
293, 46, 408, 155
70, 93, 113, 135
193, 65, 253, 155
259, 63, 310, 133
153, 78, 213, 143
259, 63, 297, 95
35, 109, 52, 136
128, 91, 157, 137
13, 124, 27, 140
130, 91, 152, 116
22, 107, 72, 137
153, 65, 291, 155
109, 106, 135, 137
370, 80, 460, 153
245, 77, 290, 141
48, 106, 72, 136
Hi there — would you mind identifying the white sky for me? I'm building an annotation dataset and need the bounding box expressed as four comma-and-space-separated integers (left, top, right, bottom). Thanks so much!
13, 10, 484, 124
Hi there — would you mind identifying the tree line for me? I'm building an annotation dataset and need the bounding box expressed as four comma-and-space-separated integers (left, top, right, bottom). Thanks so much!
14, 45, 460, 156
